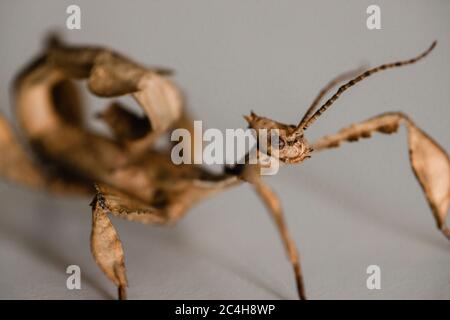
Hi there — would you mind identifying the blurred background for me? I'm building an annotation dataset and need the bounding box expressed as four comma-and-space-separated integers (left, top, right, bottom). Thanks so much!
0, 0, 449, 299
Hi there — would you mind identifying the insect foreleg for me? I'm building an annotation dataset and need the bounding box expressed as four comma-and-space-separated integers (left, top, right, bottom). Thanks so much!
312, 112, 450, 240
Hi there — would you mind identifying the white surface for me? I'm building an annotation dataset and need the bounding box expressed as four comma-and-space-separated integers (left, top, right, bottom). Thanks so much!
0, 0, 449, 299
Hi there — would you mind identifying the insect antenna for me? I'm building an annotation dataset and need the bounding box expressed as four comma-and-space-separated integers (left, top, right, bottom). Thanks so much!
298, 66, 368, 129
298, 41, 437, 131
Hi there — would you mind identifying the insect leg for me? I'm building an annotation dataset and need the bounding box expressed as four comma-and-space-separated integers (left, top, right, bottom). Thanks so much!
88, 183, 188, 300
312, 112, 450, 240
241, 165, 307, 299
90, 193, 128, 300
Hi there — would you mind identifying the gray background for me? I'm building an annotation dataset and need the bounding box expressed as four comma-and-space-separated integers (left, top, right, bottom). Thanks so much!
0, 0, 449, 299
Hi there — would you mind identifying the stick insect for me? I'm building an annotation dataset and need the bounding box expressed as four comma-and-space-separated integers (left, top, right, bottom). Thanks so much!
0, 36, 448, 300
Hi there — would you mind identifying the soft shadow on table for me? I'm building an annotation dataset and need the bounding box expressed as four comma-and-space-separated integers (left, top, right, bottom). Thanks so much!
284, 168, 450, 253
0, 194, 114, 299
175, 235, 291, 300
126, 219, 291, 299
0, 189, 287, 299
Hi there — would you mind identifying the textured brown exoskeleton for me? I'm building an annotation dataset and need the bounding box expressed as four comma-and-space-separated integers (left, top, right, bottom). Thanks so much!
0, 36, 448, 300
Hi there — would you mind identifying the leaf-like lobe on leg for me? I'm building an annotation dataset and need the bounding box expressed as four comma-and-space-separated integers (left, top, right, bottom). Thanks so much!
90, 196, 128, 298
94, 183, 168, 224
407, 123, 450, 238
